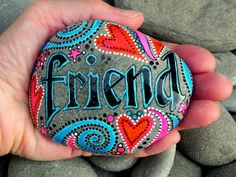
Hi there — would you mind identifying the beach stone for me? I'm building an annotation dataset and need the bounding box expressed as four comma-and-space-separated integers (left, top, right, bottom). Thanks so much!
222, 86, 236, 112
8, 157, 97, 177
29, 19, 193, 155
178, 105, 236, 166
0, 0, 33, 34
168, 151, 201, 177
131, 145, 176, 177
93, 165, 119, 177
214, 52, 236, 85
205, 161, 236, 177
88, 156, 138, 172
115, 0, 236, 52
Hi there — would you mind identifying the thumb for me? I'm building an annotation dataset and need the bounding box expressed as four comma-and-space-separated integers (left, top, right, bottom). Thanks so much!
0, 0, 144, 83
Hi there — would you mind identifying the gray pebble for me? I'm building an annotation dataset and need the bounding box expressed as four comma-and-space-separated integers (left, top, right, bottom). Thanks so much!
131, 145, 176, 177
93, 165, 118, 177
178, 105, 236, 166
0, 0, 33, 34
205, 161, 236, 177
8, 156, 97, 177
168, 151, 201, 177
115, 0, 236, 52
87, 156, 138, 172
222, 86, 236, 112
214, 52, 236, 85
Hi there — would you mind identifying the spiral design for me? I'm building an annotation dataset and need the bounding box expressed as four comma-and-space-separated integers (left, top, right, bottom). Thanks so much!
56, 21, 88, 38
42, 20, 102, 50
52, 119, 116, 153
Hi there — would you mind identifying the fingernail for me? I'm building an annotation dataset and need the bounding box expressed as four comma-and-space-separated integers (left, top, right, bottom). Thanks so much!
72, 150, 83, 157
121, 10, 143, 18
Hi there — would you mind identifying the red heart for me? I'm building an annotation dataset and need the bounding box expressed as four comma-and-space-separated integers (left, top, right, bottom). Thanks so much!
117, 114, 156, 153
29, 73, 44, 126
96, 24, 146, 61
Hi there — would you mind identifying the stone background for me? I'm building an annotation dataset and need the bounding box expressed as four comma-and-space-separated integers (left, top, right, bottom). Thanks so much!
0, 0, 236, 177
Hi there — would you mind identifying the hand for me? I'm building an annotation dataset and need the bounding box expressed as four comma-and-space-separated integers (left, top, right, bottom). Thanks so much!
0, 0, 232, 160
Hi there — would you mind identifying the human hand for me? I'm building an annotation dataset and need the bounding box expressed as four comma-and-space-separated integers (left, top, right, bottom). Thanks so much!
0, 0, 232, 160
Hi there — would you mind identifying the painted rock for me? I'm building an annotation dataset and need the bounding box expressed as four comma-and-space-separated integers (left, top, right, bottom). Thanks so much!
29, 20, 193, 155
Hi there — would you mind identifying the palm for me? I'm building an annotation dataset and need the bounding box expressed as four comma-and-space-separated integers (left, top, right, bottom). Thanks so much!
0, 0, 232, 160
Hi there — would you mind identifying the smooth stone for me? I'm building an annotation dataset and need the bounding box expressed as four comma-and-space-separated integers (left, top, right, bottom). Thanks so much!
87, 156, 138, 172
115, 0, 236, 52
214, 52, 236, 85
93, 166, 118, 177
168, 151, 201, 177
178, 104, 236, 166
8, 157, 97, 177
131, 145, 176, 177
222, 86, 236, 112
0, 0, 33, 34
29, 20, 193, 155
205, 161, 236, 177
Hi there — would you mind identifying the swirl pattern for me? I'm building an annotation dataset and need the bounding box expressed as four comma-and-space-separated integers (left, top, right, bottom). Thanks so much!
52, 119, 117, 153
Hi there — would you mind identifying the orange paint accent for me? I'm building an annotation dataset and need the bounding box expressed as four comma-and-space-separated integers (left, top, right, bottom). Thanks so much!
150, 37, 164, 55
96, 24, 146, 61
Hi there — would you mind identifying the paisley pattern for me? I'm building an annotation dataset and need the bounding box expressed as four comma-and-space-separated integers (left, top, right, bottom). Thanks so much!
29, 20, 193, 155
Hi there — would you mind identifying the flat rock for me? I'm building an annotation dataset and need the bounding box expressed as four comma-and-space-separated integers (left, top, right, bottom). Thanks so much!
222, 86, 236, 112
8, 157, 97, 177
0, 0, 33, 34
115, 0, 236, 52
205, 161, 236, 177
93, 165, 118, 177
131, 145, 176, 177
178, 104, 236, 166
29, 20, 193, 155
214, 52, 236, 85
92, 161, 134, 177
168, 151, 201, 177
87, 156, 138, 172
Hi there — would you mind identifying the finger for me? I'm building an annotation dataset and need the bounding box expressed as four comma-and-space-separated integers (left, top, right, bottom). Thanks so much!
177, 100, 220, 131
12, 106, 93, 161
164, 43, 216, 74
32, 131, 82, 160
128, 130, 180, 158
25, 130, 93, 161
2, 0, 144, 52
193, 72, 233, 100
